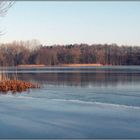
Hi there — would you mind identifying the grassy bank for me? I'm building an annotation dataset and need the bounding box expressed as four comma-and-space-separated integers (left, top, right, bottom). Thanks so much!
17, 63, 103, 68
59, 64, 103, 67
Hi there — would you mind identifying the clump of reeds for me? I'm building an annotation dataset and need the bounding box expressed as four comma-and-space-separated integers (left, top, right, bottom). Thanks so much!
0, 79, 40, 93
0, 66, 40, 94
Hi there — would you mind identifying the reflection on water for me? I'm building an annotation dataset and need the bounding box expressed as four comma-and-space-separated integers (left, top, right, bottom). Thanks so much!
0, 66, 140, 88
3, 68, 140, 107
10, 72, 140, 87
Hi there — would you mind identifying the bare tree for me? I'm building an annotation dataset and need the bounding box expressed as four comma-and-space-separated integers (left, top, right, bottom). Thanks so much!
0, 1, 14, 36
0, 1, 14, 17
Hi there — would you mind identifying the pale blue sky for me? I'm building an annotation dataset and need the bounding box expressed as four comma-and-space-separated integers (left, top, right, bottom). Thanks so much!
0, 1, 140, 46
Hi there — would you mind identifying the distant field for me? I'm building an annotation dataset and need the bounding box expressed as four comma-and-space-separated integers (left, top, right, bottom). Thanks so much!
17, 64, 46, 67
59, 64, 103, 67
17, 64, 103, 67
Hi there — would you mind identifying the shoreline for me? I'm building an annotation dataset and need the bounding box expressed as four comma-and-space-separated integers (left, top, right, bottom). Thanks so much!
17, 64, 46, 68
58, 64, 103, 67
4, 64, 140, 68
17, 64, 103, 68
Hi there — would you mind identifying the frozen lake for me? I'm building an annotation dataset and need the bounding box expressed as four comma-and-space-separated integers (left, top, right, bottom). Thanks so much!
0, 66, 140, 138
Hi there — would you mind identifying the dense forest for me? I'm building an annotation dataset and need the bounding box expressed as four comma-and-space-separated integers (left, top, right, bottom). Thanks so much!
0, 41, 140, 66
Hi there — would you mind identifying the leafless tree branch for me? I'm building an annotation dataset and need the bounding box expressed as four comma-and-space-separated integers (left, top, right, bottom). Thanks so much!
0, 1, 14, 17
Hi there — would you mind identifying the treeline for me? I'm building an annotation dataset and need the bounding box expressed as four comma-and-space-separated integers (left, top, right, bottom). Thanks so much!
0, 41, 140, 66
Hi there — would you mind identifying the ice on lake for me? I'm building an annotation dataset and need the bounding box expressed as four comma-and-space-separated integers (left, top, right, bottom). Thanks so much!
0, 66, 140, 138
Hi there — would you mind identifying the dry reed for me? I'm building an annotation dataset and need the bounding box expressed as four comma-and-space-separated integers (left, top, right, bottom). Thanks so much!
0, 79, 40, 93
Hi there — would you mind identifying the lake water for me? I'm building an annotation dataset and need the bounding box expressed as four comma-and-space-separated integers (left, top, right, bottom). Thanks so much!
0, 66, 140, 138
